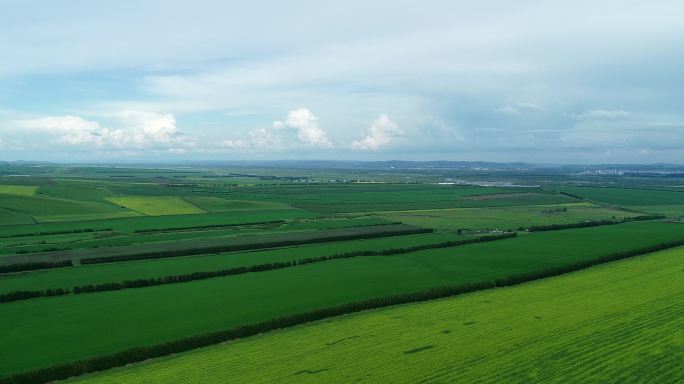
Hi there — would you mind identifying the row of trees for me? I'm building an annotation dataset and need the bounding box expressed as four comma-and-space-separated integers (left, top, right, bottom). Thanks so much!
0, 288, 69, 303
0, 260, 72, 274
80, 227, 434, 265
6, 235, 683, 384
133, 220, 286, 233
527, 214, 665, 232
72, 233, 517, 295
0, 228, 112, 239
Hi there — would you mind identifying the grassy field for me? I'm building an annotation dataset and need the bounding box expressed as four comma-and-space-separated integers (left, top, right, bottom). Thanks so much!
65, 245, 684, 384
369, 203, 636, 231
1, 221, 682, 376
0, 185, 38, 196
105, 196, 207, 216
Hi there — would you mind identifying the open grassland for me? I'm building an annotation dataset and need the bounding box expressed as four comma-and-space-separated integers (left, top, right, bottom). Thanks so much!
0, 221, 682, 376
560, 186, 684, 206
370, 203, 636, 231
0, 185, 38, 196
65, 246, 684, 384
0, 233, 457, 294
105, 196, 207, 216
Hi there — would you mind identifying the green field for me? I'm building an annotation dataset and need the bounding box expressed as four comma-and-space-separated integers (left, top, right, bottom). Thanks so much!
0, 185, 38, 196
0, 233, 457, 295
560, 186, 684, 206
105, 196, 207, 216
370, 203, 636, 231
66, 245, 684, 383
1, 164, 683, 383
1, 221, 682, 376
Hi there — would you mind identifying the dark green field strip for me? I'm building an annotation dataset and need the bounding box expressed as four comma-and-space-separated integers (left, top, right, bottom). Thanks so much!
0, 224, 430, 268
0, 234, 515, 302
1, 221, 682, 377
0, 209, 316, 238
0, 233, 456, 295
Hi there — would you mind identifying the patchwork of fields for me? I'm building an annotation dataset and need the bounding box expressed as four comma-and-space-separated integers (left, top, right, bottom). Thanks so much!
0, 166, 682, 383
67, 245, 684, 383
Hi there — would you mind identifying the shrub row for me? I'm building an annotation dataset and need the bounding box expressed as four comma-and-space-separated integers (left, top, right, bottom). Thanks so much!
0, 228, 112, 239
0, 260, 73, 274
527, 214, 665, 232
3, 234, 682, 384
80, 227, 434, 265
0, 288, 69, 303
133, 220, 286, 233
73, 233, 517, 295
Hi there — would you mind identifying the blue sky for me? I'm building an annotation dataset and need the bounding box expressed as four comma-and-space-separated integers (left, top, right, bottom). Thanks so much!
1, 0, 683, 163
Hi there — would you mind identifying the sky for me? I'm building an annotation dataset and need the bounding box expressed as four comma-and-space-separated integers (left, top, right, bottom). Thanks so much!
0, 0, 683, 163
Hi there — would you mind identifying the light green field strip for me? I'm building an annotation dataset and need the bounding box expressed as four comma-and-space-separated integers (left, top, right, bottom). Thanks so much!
0, 185, 38, 196
105, 197, 207, 216
66, 246, 684, 384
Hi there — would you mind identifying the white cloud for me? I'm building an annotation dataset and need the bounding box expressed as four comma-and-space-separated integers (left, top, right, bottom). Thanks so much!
496, 102, 544, 116
572, 109, 631, 121
12, 111, 194, 150
352, 114, 401, 150
273, 108, 332, 147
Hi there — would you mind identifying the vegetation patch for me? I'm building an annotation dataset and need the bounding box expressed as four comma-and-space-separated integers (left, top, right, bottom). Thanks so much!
105, 197, 207, 216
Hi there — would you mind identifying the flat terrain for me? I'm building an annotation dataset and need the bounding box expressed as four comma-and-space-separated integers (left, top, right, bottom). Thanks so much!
0, 165, 682, 383
1, 221, 681, 376
65, 245, 684, 384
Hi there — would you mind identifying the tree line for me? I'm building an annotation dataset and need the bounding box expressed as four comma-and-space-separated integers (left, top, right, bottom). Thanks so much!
133, 220, 286, 233
72, 233, 516, 295
0, 260, 72, 274
0, 228, 112, 239
2, 233, 516, 303
4, 234, 683, 384
80, 227, 435, 265
526, 214, 665, 232
0, 288, 69, 303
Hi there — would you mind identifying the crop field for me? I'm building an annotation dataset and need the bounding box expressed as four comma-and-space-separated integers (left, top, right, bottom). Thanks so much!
369, 203, 637, 231
0, 185, 38, 196
105, 196, 207, 216
1, 221, 682, 376
68, 245, 684, 384
559, 186, 684, 206
0, 164, 682, 383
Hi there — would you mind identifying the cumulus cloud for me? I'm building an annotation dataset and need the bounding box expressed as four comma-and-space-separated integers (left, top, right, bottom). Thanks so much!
352, 114, 401, 150
496, 102, 544, 116
221, 127, 282, 150
12, 111, 194, 150
571, 109, 631, 121
274, 108, 332, 147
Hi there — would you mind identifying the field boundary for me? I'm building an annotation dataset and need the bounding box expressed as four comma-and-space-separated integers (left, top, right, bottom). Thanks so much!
3, 239, 684, 384
0, 234, 516, 303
